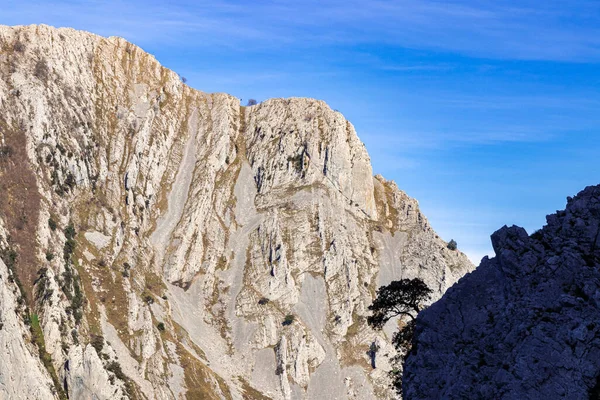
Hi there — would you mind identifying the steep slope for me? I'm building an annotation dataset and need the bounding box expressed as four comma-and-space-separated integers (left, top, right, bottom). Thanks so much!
0, 24, 472, 399
404, 185, 600, 399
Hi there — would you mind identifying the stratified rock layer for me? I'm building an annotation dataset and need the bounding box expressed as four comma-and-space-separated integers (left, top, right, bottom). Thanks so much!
404, 185, 600, 399
0, 24, 472, 399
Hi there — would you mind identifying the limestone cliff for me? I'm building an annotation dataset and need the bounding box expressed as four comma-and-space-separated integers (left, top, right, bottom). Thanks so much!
404, 185, 600, 399
0, 24, 472, 399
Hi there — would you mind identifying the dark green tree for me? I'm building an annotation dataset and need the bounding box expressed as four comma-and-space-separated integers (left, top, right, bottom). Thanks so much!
368, 278, 432, 396
447, 239, 458, 250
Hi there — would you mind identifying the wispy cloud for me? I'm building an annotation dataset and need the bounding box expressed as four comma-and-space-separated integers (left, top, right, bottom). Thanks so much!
5, 0, 600, 61
364, 126, 556, 152
435, 94, 600, 110
379, 63, 456, 72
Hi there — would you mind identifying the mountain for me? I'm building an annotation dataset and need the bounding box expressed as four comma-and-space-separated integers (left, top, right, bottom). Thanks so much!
0, 24, 472, 399
404, 185, 600, 399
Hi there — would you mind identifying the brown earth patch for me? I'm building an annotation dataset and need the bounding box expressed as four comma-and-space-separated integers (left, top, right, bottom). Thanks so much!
0, 117, 41, 305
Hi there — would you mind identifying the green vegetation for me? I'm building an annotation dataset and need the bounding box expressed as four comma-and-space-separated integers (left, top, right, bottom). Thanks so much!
48, 217, 57, 231
258, 297, 269, 305
2, 247, 59, 400
143, 292, 155, 304
0, 145, 13, 158
287, 153, 303, 173
282, 314, 295, 326
61, 221, 84, 324
122, 262, 131, 277
90, 334, 104, 354
0, 245, 26, 307
33, 58, 49, 82
106, 361, 134, 395
34, 267, 53, 302
447, 239, 457, 251
63, 223, 76, 262
157, 322, 166, 332
368, 278, 432, 396
30, 314, 67, 400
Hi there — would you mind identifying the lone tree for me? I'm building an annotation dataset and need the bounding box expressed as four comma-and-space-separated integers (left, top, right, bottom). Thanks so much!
246, 98, 258, 106
447, 239, 457, 250
368, 278, 432, 395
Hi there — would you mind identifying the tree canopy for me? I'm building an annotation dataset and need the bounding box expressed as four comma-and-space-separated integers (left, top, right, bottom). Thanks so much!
367, 278, 432, 396
367, 278, 432, 329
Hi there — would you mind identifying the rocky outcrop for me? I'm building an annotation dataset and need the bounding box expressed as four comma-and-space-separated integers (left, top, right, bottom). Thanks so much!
404, 185, 600, 399
0, 24, 472, 399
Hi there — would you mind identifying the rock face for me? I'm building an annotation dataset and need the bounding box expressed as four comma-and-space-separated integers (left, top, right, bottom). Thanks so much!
404, 185, 600, 399
0, 24, 472, 399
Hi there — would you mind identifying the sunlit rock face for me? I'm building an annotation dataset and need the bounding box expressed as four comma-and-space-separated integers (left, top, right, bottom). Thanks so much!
0, 24, 472, 399
404, 185, 600, 400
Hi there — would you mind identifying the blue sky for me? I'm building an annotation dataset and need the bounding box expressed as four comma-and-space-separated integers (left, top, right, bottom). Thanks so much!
4, 0, 600, 263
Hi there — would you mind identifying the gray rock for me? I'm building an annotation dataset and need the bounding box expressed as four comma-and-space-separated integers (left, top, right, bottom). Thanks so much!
0, 24, 473, 399
404, 185, 600, 399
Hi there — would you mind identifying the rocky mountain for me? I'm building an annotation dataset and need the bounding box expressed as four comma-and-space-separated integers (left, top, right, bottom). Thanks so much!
0, 24, 472, 399
404, 185, 600, 399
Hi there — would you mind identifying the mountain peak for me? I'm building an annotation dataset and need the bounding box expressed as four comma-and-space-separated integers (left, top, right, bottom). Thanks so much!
0, 24, 472, 399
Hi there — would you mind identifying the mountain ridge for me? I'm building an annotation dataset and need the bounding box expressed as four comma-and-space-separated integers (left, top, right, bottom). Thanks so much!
0, 24, 472, 399
404, 184, 600, 399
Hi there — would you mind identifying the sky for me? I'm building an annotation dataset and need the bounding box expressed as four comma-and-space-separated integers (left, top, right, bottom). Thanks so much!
3, 0, 600, 263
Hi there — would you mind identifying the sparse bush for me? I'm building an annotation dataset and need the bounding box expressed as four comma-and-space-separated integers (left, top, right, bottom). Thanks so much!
106, 361, 125, 378
34, 59, 49, 82
246, 99, 258, 106
45, 252, 54, 262
13, 40, 25, 52
258, 297, 269, 305
0, 247, 17, 270
71, 281, 83, 324
90, 334, 104, 354
0, 145, 13, 159
64, 172, 76, 190
48, 217, 57, 231
287, 153, 303, 173
282, 314, 295, 326
63, 236, 76, 262
60, 222, 84, 324
64, 222, 76, 240
447, 239, 457, 251
143, 293, 154, 304
71, 329, 79, 344
63, 222, 76, 261
157, 322, 166, 332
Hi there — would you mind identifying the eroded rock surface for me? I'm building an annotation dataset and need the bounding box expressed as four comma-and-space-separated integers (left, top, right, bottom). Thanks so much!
404, 185, 600, 399
0, 24, 472, 399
